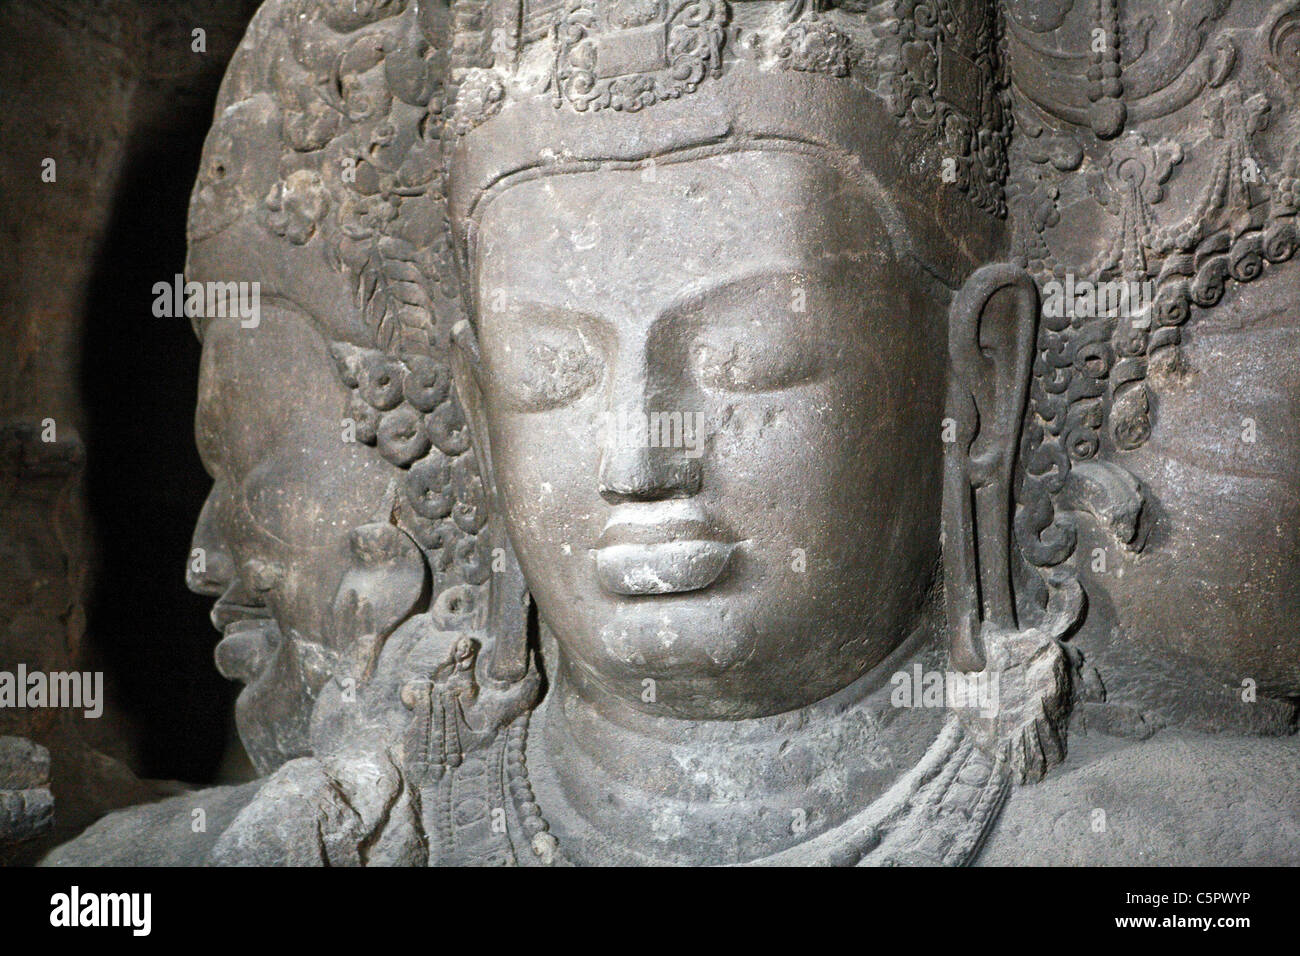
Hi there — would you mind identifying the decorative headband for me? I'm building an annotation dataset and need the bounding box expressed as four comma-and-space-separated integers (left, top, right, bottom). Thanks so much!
444, 0, 1012, 226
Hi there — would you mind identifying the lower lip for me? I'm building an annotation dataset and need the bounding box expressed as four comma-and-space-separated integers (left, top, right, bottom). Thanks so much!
594, 540, 736, 596
214, 618, 279, 682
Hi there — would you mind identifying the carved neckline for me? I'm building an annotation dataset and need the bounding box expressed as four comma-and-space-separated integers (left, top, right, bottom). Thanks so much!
505, 709, 1011, 867
402, 589, 1074, 866
504, 617, 1012, 867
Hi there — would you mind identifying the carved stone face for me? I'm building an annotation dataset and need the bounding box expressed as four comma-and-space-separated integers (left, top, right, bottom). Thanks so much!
468, 149, 949, 719
188, 308, 397, 773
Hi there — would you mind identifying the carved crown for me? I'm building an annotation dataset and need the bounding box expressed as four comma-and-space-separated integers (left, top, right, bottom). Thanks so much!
445, 0, 1013, 217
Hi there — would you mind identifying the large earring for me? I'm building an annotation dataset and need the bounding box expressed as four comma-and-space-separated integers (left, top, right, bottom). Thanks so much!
943, 263, 1040, 672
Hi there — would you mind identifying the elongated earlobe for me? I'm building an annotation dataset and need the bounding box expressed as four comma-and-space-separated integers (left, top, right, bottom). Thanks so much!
451, 319, 482, 370
943, 263, 1040, 672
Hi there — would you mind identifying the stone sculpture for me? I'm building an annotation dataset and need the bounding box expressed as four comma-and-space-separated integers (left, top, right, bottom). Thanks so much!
984, 0, 1300, 862
47, 0, 1299, 866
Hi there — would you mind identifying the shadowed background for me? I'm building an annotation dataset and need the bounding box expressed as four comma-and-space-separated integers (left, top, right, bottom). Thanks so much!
0, 0, 262, 859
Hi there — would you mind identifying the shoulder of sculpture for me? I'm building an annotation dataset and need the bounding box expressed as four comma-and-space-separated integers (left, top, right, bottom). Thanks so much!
208, 753, 426, 867
976, 730, 1300, 866
40, 781, 262, 867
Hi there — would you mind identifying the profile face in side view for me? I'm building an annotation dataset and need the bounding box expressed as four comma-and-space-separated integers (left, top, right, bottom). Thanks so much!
187, 307, 401, 773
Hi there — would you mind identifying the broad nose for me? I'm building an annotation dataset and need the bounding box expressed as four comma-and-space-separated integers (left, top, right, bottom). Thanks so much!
186, 487, 236, 595
597, 351, 703, 504
598, 436, 702, 504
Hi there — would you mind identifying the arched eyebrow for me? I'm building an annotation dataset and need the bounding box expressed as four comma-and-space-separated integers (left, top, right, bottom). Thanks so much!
477, 262, 875, 335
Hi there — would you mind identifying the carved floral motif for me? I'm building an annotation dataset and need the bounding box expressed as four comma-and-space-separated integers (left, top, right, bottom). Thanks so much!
1009, 0, 1300, 569
552, 0, 728, 112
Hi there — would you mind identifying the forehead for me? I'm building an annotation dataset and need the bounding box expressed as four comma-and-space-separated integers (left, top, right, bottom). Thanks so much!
474, 149, 894, 304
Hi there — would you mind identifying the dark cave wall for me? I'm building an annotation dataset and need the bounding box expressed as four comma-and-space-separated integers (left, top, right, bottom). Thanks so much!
0, 0, 262, 862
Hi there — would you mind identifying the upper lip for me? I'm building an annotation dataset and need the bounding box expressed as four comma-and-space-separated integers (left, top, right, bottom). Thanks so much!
593, 511, 739, 596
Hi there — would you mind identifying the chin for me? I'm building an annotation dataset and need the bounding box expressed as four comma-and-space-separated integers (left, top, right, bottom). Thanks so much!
228, 644, 316, 774
587, 603, 761, 676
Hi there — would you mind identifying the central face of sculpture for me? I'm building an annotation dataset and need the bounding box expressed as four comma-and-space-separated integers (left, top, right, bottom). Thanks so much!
470, 148, 948, 719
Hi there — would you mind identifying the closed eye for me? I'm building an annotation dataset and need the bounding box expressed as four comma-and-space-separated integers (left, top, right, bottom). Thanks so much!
483, 314, 606, 412
691, 323, 824, 393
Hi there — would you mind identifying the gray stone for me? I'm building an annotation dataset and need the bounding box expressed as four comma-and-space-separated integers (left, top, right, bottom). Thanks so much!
47, 0, 1300, 866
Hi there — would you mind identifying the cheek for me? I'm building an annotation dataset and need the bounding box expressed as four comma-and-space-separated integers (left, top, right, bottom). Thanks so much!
710, 365, 942, 619
709, 336, 937, 502
225, 447, 397, 631
489, 409, 602, 553
223, 482, 343, 635
1093, 321, 1300, 690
